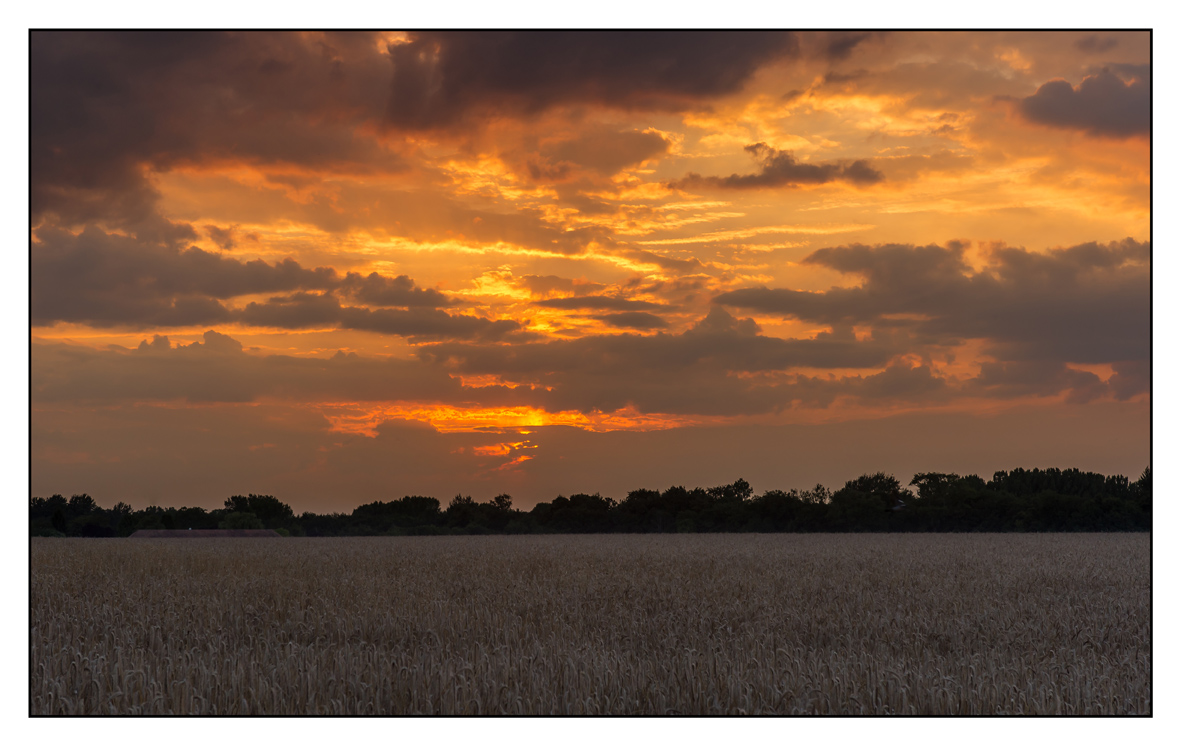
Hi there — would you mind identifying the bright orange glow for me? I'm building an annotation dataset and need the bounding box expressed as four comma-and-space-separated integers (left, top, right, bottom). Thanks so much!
472, 441, 535, 457
316, 402, 730, 437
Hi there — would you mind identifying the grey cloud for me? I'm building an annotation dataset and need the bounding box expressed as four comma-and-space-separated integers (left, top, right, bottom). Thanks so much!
418, 307, 899, 416
966, 357, 1146, 406
689, 305, 760, 337
35, 313, 901, 418
204, 224, 237, 250
534, 295, 665, 311
671, 143, 883, 190
238, 292, 522, 341
858, 361, 947, 400
789, 361, 950, 408
823, 69, 869, 86
713, 239, 1149, 395
30, 224, 331, 327
1075, 35, 1118, 54
236, 292, 343, 329
384, 31, 800, 130
629, 276, 709, 303
589, 312, 670, 330
32, 31, 399, 228
339, 272, 452, 308
1017, 68, 1149, 138
32, 224, 470, 331
1109, 360, 1149, 401
1106, 63, 1150, 83
967, 360, 1109, 404
341, 307, 522, 342
823, 32, 882, 61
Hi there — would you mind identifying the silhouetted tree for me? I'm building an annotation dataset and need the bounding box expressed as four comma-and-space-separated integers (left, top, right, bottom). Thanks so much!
110, 502, 132, 532
68, 494, 97, 515
224, 495, 294, 528
445, 494, 481, 530
910, 472, 962, 501
1136, 466, 1151, 512
352, 496, 442, 533
708, 479, 754, 503
30, 464, 1152, 537
840, 473, 909, 510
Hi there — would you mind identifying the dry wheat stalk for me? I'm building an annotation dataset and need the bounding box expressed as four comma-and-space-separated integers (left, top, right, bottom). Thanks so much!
30, 534, 1150, 715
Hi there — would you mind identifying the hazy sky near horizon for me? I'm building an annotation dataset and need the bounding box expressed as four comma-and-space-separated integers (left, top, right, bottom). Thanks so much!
30, 31, 1149, 511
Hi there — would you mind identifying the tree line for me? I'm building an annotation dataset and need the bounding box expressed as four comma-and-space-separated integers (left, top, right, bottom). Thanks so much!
30, 466, 1150, 537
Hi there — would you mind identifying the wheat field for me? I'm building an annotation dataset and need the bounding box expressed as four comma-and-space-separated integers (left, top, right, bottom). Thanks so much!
30, 533, 1150, 715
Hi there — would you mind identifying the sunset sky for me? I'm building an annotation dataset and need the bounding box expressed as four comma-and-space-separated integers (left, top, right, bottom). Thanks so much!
29, 30, 1150, 511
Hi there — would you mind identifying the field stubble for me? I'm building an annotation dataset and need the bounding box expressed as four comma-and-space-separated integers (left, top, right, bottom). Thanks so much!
31, 533, 1149, 715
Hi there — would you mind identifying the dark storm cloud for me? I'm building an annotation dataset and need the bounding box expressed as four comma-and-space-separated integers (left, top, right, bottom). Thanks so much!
418, 307, 900, 416
1017, 68, 1149, 138
341, 307, 522, 342
966, 360, 1109, 404
32, 31, 397, 227
31, 224, 335, 327
714, 239, 1149, 369
339, 272, 452, 308
237, 293, 521, 341
533, 296, 665, 311
823, 32, 881, 60
671, 143, 883, 190
384, 31, 800, 129
236, 292, 343, 329
589, 312, 670, 330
